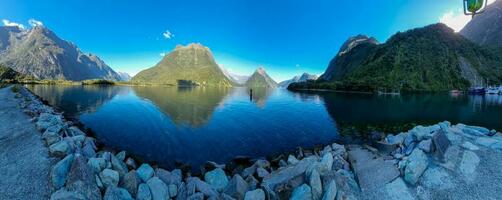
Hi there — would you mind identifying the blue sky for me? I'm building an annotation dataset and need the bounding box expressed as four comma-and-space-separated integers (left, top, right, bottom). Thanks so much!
0, 0, 483, 81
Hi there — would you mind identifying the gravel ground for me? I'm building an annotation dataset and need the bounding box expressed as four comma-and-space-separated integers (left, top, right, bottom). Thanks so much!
0, 86, 54, 200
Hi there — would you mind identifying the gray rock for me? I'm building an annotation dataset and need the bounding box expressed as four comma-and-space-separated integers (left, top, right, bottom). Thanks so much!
137, 164, 154, 182
404, 149, 428, 185
156, 168, 182, 186
245, 176, 259, 190
308, 169, 322, 200
432, 129, 450, 159
461, 141, 479, 151
475, 136, 502, 150
331, 143, 347, 158
223, 174, 248, 200
67, 126, 85, 137
288, 155, 300, 165
120, 170, 140, 197
404, 133, 416, 147
404, 142, 416, 156
188, 177, 218, 197
100, 169, 120, 188
111, 154, 129, 177
116, 151, 126, 161
104, 187, 133, 200
51, 154, 75, 189
204, 168, 229, 192
256, 167, 269, 178
49, 140, 70, 157
96, 174, 104, 190
176, 182, 188, 200
50, 188, 86, 200
334, 170, 359, 200
244, 189, 265, 200
81, 142, 97, 158
417, 139, 433, 153
385, 178, 414, 200
319, 152, 334, 175
321, 180, 337, 200
42, 125, 62, 145
459, 151, 480, 177
65, 156, 101, 200
36, 113, 63, 132
386, 133, 407, 145
168, 184, 178, 198
137, 183, 152, 200
290, 184, 312, 200
332, 155, 349, 171
420, 166, 453, 190
88, 157, 106, 173
262, 156, 317, 190
125, 158, 137, 170
410, 125, 439, 141
188, 193, 204, 200
147, 177, 169, 200
462, 125, 490, 136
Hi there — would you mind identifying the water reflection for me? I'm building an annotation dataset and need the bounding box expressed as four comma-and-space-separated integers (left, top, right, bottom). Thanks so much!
246, 88, 273, 108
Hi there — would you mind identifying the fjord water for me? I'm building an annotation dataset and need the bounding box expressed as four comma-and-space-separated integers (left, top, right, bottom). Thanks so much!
26, 85, 502, 169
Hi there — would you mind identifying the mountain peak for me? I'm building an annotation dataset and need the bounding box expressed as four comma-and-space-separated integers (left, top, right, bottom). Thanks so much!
245, 67, 277, 88
338, 34, 378, 56
256, 67, 267, 75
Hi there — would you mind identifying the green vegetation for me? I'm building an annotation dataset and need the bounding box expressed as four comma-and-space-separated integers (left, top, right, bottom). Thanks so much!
81, 79, 115, 85
244, 68, 277, 88
290, 24, 502, 93
10, 85, 20, 93
132, 43, 234, 87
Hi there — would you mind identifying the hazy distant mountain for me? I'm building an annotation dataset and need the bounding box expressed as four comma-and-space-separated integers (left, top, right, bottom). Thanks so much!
291, 23, 502, 92
461, 0, 502, 48
279, 73, 318, 87
319, 35, 379, 81
220, 66, 249, 84
245, 67, 277, 88
0, 25, 121, 81
117, 72, 131, 81
132, 43, 233, 86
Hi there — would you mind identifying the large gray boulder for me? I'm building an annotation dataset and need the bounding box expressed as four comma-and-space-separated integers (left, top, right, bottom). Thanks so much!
136, 164, 154, 182
65, 156, 102, 200
187, 177, 218, 197
262, 156, 317, 190
384, 178, 414, 200
36, 113, 63, 132
334, 169, 359, 200
137, 183, 152, 200
322, 180, 337, 200
49, 140, 70, 157
50, 188, 86, 200
88, 157, 106, 173
243, 189, 265, 200
103, 187, 133, 200
404, 149, 429, 185
308, 169, 322, 200
100, 169, 120, 188
51, 154, 75, 189
156, 168, 182, 186
223, 174, 249, 200
147, 177, 169, 200
120, 170, 140, 197
204, 168, 229, 192
111, 154, 129, 177
290, 184, 312, 200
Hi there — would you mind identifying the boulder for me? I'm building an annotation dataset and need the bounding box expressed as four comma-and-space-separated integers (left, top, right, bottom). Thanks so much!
104, 187, 133, 200
125, 158, 137, 170
147, 177, 169, 200
50, 188, 86, 200
461, 141, 479, 151
308, 169, 322, 200
319, 152, 334, 174
116, 151, 126, 161
432, 129, 450, 159
386, 133, 407, 145
385, 178, 414, 200
137, 183, 152, 200
331, 143, 347, 158
156, 168, 182, 186
111, 154, 129, 177
88, 157, 106, 173
204, 168, 229, 192
176, 182, 188, 200
120, 170, 140, 197
404, 142, 416, 156
256, 167, 269, 178
417, 139, 433, 153
65, 156, 102, 200
332, 155, 349, 171
100, 169, 120, 188
49, 140, 70, 157
461, 125, 490, 136
67, 126, 86, 137
188, 177, 218, 197
475, 136, 502, 150
459, 151, 480, 176
262, 156, 317, 190
322, 180, 337, 200
168, 184, 178, 198
81, 142, 97, 158
420, 167, 453, 190
334, 169, 359, 200
42, 125, 62, 145
51, 154, 75, 189
188, 193, 204, 200
223, 174, 249, 200
245, 176, 259, 190
137, 164, 154, 182
36, 113, 63, 131
287, 155, 300, 165
404, 149, 428, 185
290, 184, 312, 200
243, 189, 265, 200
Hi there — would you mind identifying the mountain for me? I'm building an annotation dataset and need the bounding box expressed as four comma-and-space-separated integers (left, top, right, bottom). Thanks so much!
0, 25, 121, 81
132, 43, 233, 86
0, 64, 23, 81
291, 23, 502, 92
319, 35, 379, 81
244, 67, 277, 88
117, 72, 131, 81
279, 73, 318, 87
220, 66, 249, 85
461, 0, 502, 49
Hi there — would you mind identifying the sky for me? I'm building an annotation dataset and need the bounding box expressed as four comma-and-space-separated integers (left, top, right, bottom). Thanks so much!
0, 0, 496, 81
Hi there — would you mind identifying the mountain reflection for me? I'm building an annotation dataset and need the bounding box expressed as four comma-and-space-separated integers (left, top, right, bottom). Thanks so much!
247, 87, 273, 108
132, 86, 230, 127
26, 84, 125, 115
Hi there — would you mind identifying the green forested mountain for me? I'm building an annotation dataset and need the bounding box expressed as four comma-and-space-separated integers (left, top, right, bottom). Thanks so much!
291, 23, 502, 92
132, 43, 233, 86
0, 65, 29, 82
244, 67, 278, 88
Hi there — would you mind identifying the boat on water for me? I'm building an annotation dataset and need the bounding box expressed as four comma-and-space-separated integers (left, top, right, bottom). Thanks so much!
468, 87, 486, 95
487, 87, 499, 95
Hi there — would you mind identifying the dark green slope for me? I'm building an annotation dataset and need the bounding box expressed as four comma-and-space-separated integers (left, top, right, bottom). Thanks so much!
132, 43, 234, 86
291, 23, 502, 92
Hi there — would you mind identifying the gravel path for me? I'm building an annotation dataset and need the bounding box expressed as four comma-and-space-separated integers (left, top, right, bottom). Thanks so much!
0, 86, 53, 200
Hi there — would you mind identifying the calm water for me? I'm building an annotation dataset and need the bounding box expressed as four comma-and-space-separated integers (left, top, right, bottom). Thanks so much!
26, 85, 502, 169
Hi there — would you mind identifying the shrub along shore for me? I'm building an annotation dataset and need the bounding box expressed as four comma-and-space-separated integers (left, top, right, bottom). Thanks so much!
10, 85, 502, 200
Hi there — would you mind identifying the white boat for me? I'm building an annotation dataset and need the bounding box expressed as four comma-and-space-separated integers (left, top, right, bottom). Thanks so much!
487, 87, 499, 95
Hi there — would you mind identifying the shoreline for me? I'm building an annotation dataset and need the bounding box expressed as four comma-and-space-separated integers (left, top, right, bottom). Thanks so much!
6, 84, 502, 199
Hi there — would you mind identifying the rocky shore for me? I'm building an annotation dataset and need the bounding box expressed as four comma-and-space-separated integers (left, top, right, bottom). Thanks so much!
10, 85, 502, 200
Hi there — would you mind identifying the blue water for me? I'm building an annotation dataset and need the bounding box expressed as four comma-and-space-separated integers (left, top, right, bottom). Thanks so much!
26, 85, 502, 169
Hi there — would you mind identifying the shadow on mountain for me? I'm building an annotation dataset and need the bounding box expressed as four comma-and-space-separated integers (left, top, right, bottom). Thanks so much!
132, 86, 230, 127
26, 84, 125, 115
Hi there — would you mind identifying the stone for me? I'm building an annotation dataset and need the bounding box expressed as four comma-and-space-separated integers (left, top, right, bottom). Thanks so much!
417, 139, 433, 153
36, 113, 63, 131
386, 133, 407, 145
385, 178, 414, 200
308, 169, 322, 200
116, 151, 126, 161
459, 151, 480, 176
65, 155, 101, 200
475, 137, 502, 150
204, 168, 229, 192
244, 189, 265, 200
147, 177, 169, 200
51, 154, 75, 189
404, 133, 416, 147
120, 170, 140, 197
100, 169, 120, 188
321, 145, 333, 156
81, 142, 97, 158
156, 168, 182, 186
332, 155, 349, 171
256, 167, 269, 178
262, 156, 317, 190
404, 142, 416, 156
420, 167, 453, 190
42, 126, 62, 145
461, 141, 479, 151
188, 177, 218, 197
462, 125, 490, 136
322, 180, 337, 200
111, 154, 129, 177
245, 176, 259, 190
50, 188, 86, 200
223, 174, 249, 200
49, 140, 70, 157
334, 169, 359, 200
319, 152, 334, 174
125, 158, 137, 170
438, 121, 451, 131
404, 149, 428, 185
288, 155, 300, 165
410, 125, 439, 141
96, 174, 104, 189
88, 157, 106, 173
290, 184, 312, 200
331, 143, 347, 158
373, 141, 398, 155
432, 129, 450, 159
137, 164, 155, 182
104, 187, 133, 200
168, 184, 178, 198
188, 193, 204, 200
67, 126, 86, 137
137, 183, 152, 200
